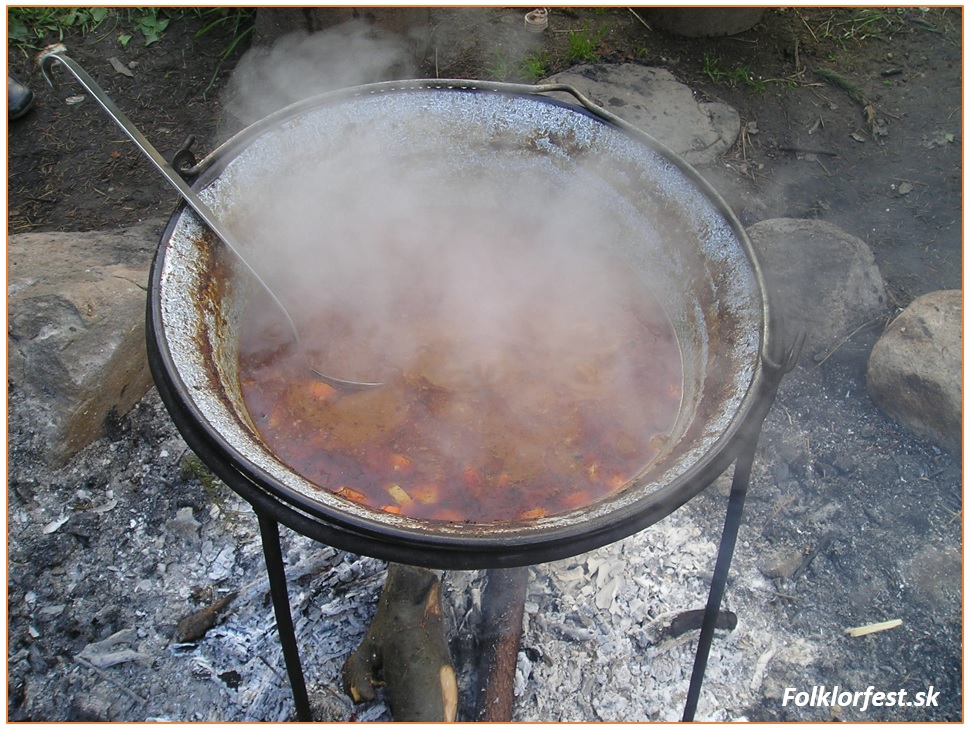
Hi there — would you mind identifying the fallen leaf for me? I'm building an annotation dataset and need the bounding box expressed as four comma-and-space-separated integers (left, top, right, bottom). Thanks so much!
92, 497, 118, 513
173, 592, 238, 643
922, 131, 956, 148
65, 95, 86, 105
42, 515, 69, 534
109, 57, 134, 78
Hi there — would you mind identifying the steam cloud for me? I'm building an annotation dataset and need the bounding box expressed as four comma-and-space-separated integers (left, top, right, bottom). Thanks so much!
228, 146, 654, 388
220, 20, 418, 136
219, 21, 682, 481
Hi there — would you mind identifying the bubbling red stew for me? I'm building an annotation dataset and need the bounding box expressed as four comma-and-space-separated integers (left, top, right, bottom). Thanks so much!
238, 262, 682, 523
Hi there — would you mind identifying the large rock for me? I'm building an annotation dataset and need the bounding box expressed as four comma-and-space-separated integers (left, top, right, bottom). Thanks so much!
7, 221, 164, 465
636, 9, 765, 38
745, 219, 887, 358
866, 290, 962, 458
253, 7, 431, 49
541, 64, 740, 166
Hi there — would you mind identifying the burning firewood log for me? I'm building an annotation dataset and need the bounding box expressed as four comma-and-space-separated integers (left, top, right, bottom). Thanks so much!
342, 563, 458, 722
474, 567, 530, 722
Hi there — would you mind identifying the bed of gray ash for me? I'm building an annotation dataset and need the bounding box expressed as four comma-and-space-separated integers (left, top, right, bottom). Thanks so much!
8, 338, 960, 721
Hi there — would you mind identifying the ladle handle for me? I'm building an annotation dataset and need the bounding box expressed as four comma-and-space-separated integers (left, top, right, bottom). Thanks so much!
39, 47, 301, 344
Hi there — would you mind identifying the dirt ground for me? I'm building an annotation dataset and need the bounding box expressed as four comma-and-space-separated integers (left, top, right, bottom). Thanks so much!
6, 7, 963, 722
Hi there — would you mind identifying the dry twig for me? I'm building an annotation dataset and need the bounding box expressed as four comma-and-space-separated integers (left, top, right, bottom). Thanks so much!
627, 7, 651, 32
811, 316, 885, 370
73, 655, 148, 703
844, 619, 903, 637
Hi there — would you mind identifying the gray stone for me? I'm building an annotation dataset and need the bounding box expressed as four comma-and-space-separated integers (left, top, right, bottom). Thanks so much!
541, 64, 740, 166
165, 507, 202, 541
745, 218, 887, 357
900, 543, 962, 609
70, 691, 115, 722
636, 9, 765, 38
759, 549, 805, 580
866, 290, 962, 457
7, 220, 164, 465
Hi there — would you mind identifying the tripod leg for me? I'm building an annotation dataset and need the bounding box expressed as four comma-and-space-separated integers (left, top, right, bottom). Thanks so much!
258, 514, 312, 721
681, 432, 758, 722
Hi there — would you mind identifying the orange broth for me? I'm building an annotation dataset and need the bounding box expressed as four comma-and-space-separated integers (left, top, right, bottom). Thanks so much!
238, 273, 682, 523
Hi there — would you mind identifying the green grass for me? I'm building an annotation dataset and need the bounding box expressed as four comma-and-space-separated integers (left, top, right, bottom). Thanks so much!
193, 7, 254, 54
519, 51, 550, 82
486, 22, 606, 81
179, 454, 249, 524
815, 68, 866, 104
485, 50, 552, 83
193, 8, 256, 95
180, 454, 219, 491
485, 49, 513, 82
702, 53, 766, 93
567, 25, 606, 64
814, 8, 905, 46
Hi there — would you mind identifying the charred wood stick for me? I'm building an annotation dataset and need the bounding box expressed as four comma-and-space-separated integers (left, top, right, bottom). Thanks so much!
173, 591, 238, 643
171, 548, 338, 644
666, 608, 738, 639
791, 530, 835, 580
779, 144, 840, 157
475, 567, 530, 722
904, 14, 943, 33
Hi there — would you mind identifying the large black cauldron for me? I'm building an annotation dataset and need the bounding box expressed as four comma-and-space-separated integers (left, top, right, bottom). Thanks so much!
147, 80, 785, 570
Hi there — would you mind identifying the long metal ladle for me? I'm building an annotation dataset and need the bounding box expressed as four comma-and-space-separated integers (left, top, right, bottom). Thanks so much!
40, 48, 381, 391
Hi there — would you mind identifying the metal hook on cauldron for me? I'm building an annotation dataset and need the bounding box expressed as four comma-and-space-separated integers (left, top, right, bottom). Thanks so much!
39, 46, 381, 392
763, 327, 807, 380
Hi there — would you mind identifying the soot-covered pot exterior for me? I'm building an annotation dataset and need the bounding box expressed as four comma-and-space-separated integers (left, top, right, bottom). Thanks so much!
147, 81, 781, 569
